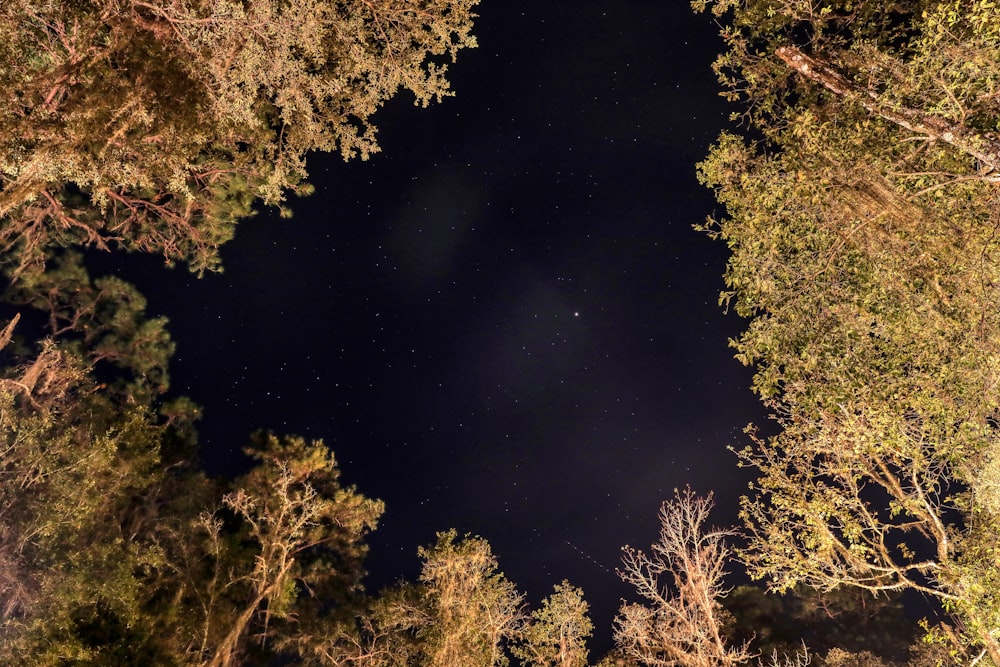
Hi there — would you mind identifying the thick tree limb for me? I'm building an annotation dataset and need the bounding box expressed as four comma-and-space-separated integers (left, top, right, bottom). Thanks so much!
776, 45, 1000, 174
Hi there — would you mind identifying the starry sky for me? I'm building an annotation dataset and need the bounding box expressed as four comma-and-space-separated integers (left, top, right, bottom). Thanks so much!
103, 0, 769, 654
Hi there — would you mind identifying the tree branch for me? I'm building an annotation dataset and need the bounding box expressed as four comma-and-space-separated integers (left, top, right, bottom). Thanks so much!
776, 45, 1000, 174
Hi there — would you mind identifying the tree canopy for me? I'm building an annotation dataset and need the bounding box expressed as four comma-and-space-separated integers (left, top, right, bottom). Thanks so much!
0, 0, 478, 276
694, 0, 1000, 661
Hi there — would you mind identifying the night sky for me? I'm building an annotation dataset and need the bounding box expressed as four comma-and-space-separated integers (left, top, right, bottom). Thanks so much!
101, 0, 768, 654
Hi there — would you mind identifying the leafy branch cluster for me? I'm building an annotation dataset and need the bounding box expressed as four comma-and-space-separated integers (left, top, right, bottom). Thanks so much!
694, 0, 1000, 663
0, 0, 478, 276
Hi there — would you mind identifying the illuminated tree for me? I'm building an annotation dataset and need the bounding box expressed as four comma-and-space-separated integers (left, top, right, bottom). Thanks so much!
0, 0, 478, 276
695, 0, 1000, 661
0, 310, 384, 664
151, 433, 384, 667
5, 250, 175, 403
612, 488, 752, 667
0, 2, 481, 657
412, 530, 525, 667
0, 319, 171, 663
514, 581, 593, 667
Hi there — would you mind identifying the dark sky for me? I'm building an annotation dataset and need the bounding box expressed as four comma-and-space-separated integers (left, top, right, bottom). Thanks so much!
106, 0, 767, 655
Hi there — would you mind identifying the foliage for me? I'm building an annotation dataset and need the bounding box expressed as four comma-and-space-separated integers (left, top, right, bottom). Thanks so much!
695, 0, 1000, 661
593, 650, 642, 667
0, 0, 479, 276
0, 321, 170, 663
5, 250, 174, 403
172, 434, 384, 666
612, 488, 752, 667
413, 529, 525, 667
0, 314, 384, 665
514, 581, 593, 667
723, 585, 915, 665
690, 0, 935, 134
296, 529, 525, 666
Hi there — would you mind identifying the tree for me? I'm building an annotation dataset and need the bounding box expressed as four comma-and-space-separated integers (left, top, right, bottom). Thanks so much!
694, 0, 1000, 661
5, 250, 175, 403
612, 488, 752, 667
514, 581, 593, 667
0, 318, 173, 664
413, 530, 525, 667
0, 0, 479, 277
147, 433, 384, 666
0, 308, 385, 664
0, 2, 481, 659
0, 410, 385, 666
284, 529, 530, 667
